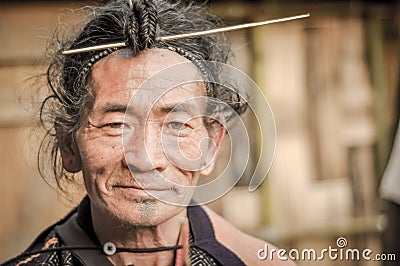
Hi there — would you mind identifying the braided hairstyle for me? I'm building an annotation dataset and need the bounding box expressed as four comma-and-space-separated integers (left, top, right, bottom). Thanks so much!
40, 0, 247, 193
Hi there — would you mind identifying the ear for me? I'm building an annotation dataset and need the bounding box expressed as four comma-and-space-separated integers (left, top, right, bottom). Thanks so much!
55, 125, 82, 173
199, 120, 226, 176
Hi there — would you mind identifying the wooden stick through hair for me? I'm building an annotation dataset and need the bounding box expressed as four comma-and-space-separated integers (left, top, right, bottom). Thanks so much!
62, 13, 310, 55
159, 13, 310, 41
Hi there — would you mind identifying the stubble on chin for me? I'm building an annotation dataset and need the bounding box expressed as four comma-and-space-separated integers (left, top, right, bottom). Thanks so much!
119, 198, 159, 231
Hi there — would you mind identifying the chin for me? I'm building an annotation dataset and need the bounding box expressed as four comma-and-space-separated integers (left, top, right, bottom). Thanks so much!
107, 197, 183, 227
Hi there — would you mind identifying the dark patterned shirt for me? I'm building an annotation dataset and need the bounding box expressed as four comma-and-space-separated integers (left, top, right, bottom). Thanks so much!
3, 197, 244, 266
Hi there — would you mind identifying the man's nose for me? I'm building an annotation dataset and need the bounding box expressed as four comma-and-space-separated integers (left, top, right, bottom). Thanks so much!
122, 126, 167, 173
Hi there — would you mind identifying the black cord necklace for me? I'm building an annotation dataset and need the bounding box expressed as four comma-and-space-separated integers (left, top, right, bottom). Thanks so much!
1, 243, 185, 266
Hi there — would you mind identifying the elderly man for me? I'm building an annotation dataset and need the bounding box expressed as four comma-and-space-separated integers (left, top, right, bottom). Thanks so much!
3, 1, 294, 265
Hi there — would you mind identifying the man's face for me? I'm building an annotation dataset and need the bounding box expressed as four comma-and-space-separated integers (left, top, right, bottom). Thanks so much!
71, 48, 221, 226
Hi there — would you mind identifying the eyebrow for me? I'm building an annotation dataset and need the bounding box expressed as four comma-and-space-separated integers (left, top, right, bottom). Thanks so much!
98, 103, 127, 114
158, 101, 202, 116
96, 101, 204, 116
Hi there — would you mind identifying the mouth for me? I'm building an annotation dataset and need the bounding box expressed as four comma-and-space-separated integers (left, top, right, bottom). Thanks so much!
112, 183, 171, 192
111, 181, 192, 205
111, 183, 181, 204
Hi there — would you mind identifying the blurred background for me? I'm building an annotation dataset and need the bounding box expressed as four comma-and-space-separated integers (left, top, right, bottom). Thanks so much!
0, 0, 399, 265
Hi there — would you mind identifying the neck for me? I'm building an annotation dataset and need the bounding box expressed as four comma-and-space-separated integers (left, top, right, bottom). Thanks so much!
91, 202, 187, 266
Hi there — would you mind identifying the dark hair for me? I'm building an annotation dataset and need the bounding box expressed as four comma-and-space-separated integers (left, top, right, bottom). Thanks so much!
39, 0, 247, 193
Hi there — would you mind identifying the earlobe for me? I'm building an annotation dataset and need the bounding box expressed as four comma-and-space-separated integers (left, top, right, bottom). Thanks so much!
200, 124, 226, 176
60, 145, 82, 173
55, 125, 82, 173
199, 160, 215, 176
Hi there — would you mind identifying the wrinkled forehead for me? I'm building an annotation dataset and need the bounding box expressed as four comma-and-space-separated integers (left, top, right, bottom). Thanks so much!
89, 48, 207, 114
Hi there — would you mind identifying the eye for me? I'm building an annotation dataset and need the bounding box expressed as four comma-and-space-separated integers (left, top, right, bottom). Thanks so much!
99, 122, 130, 136
106, 123, 126, 129
164, 121, 191, 136
168, 122, 184, 130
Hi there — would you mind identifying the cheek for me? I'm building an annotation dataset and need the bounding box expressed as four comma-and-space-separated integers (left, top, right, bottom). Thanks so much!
78, 135, 124, 181
183, 127, 212, 158
164, 128, 212, 172
81, 140, 121, 164
178, 137, 204, 160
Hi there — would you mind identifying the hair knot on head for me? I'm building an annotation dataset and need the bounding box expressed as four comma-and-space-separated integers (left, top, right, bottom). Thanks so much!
125, 0, 158, 53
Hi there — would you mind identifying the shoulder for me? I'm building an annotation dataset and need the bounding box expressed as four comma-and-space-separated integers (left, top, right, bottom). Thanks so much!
2, 207, 79, 266
2, 233, 71, 266
202, 206, 296, 266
